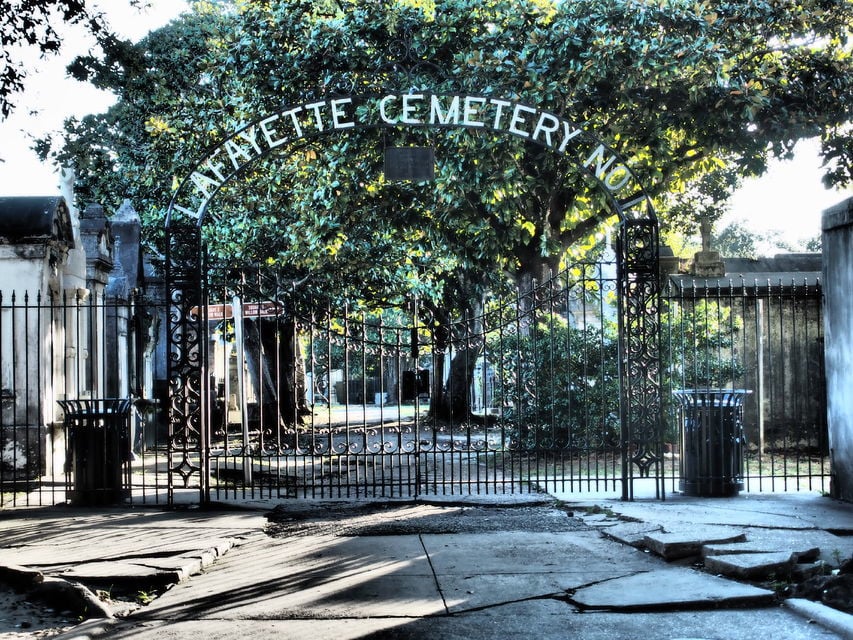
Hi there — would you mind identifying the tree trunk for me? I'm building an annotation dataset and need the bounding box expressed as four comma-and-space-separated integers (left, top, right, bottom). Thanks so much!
440, 345, 481, 420
429, 321, 449, 418
430, 302, 484, 422
242, 317, 310, 434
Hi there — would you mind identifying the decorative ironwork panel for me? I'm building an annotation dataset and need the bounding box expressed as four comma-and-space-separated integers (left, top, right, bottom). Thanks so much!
165, 224, 207, 501
618, 219, 663, 499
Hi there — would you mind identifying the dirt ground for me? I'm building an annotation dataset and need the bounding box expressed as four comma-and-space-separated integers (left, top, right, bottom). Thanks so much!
263, 499, 589, 537
0, 584, 77, 639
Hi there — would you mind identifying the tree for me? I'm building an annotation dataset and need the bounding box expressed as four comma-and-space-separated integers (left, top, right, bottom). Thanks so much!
713, 222, 758, 259
713, 222, 804, 258
656, 162, 743, 237
43, 0, 853, 421
805, 235, 822, 253
48, 0, 852, 289
2, 0, 85, 118
0, 0, 153, 119
488, 316, 621, 450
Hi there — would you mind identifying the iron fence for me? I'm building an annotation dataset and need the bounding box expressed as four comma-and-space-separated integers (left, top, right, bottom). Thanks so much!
0, 267, 831, 508
202, 262, 625, 501
662, 274, 829, 494
0, 288, 171, 508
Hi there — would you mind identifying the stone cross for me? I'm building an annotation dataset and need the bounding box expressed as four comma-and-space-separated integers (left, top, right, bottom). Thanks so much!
700, 217, 713, 253
691, 217, 725, 277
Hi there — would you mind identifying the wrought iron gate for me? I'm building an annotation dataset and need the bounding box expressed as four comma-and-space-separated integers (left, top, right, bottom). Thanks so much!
163, 84, 664, 505
165, 220, 662, 504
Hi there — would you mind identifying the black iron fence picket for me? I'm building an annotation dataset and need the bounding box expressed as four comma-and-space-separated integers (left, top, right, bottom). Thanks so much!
662, 274, 828, 494
0, 267, 831, 508
0, 288, 171, 508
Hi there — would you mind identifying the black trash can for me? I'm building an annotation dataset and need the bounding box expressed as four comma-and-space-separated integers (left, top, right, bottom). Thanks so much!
58, 398, 132, 506
672, 389, 751, 497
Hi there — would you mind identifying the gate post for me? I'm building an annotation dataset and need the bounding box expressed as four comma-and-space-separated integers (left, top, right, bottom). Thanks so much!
165, 223, 208, 504
618, 218, 663, 500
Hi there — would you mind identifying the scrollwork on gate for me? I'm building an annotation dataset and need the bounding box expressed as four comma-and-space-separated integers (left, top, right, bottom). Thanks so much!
618, 218, 663, 498
165, 224, 207, 499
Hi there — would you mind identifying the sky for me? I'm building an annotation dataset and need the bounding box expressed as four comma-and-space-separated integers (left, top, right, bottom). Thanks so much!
719, 138, 851, 248
0, 1, 189, 195
0, 1, 850, 251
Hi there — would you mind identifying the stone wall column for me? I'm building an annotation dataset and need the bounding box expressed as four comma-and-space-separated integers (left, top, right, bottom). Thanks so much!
823, 197, 853, 500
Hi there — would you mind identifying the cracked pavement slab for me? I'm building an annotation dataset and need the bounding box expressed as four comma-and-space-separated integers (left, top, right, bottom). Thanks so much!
569, 568, 775, 611
106, 503, 776, 620
3, 498, 851, 640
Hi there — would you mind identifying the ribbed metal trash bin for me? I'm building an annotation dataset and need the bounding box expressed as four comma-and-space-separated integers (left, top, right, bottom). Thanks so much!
672, 389, 751, 497
58, 398, 132, 505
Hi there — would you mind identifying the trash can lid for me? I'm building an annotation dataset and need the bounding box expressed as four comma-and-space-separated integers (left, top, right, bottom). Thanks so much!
58, 398, 132, 416
671, 389, 752, 407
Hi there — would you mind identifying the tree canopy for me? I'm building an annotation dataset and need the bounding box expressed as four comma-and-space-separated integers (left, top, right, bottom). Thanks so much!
0, 0, 153, 119
46, 0, 852, 309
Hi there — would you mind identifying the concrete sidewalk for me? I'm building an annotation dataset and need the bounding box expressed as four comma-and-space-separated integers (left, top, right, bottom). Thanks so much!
0, 492, 851, 640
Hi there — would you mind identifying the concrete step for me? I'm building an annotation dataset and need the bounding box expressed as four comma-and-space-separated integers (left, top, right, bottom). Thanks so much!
642, 526, 747, 560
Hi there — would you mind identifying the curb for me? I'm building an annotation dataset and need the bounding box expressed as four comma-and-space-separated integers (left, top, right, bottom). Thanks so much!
0, 564, 112, 619
784, 598, 853, 639
0, 564, 43, 588
51, 618, 122, 640
0, 536, 240, 634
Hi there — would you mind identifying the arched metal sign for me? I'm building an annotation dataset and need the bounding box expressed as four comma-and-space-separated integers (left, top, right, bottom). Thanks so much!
164, 91, 662, 504
166, 93, 650, 226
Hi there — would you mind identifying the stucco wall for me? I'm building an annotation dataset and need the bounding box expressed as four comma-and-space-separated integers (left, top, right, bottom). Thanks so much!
823, 197, 853, 500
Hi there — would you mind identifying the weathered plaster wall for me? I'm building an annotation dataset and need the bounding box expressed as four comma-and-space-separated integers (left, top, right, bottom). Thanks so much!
0, 197, 75, 478
823, 197, 853, 500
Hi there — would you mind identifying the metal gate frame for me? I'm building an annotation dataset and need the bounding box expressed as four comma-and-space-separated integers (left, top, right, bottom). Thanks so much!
165, 221, 660, 505
164, 94, 662, 505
